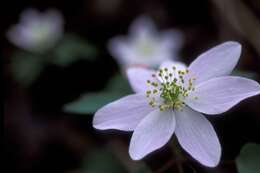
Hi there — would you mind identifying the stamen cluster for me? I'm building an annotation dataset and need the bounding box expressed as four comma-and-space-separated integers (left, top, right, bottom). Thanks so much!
145, 66, 197, 111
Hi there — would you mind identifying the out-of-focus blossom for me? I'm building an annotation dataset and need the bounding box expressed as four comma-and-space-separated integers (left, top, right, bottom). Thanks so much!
108, 16, 183, 68
7, 8, 64, 53
93, 41, 260, 167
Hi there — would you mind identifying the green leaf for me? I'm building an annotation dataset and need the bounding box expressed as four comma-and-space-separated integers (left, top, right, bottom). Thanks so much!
81, 148, 128, 173
51, 34, 97, 66
236, 143, 260, 173
63, 73, 133, 114
11, 52, 44, 86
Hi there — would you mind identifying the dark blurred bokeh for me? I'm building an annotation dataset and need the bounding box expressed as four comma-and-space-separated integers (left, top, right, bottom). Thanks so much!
4, 0, 260, 173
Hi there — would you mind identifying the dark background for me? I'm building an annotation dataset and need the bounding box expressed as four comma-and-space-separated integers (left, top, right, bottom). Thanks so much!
3, 0, 260, 173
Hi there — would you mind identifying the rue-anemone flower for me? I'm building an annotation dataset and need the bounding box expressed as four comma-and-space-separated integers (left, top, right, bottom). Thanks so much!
108, 15, 183, 68
7, 8, 64, 53
93, 41, 260, 167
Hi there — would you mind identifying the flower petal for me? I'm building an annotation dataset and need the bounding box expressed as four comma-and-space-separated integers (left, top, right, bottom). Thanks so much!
129, 15, 157, 40
185, 76, 260, 114
93, 94, 153, 131
129, 109, 175, 160
175, 106, 221, 167
108, 36, 135, 66
188, 41, 241, 85
159, 60, 187, 71
20, 8, 40, 23
127, 67, 157, 93
160, 29, 184, 53
185, 76, 260, 115
157, 60, 187, 84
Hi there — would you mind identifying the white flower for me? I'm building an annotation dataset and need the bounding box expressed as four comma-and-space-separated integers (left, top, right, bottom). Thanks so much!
7, 8, 64, 53
108, 16, 183, 67
93, 41, 260, 167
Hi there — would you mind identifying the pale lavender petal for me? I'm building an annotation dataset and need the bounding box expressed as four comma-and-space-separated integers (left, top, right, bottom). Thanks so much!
129, 15, 157, 40
175, 106, 221, 167
42, 9, 64, 48
6, 24, 34, 51
188, 42, 241, 85
127, 67, 157, 93
108, 36, 136, 66
185, 76, 260, 115
129, 109, 175, 160
159, 60, 187, 71
93, 94, 153, 131
157, 60, 187, 83
20, 8, 40, 24
160, 29, 184, 52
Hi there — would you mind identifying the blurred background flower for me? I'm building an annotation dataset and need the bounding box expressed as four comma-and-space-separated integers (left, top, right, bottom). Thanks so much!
6, 8, 97, 87
108, 15, 183, 68
7, 8, 64, 53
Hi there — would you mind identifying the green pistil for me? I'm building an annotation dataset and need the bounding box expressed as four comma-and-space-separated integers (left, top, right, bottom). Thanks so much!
161, 83, 180, 103
145, 66, 198, 111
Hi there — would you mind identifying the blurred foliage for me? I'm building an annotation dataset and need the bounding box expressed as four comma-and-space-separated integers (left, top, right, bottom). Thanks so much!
236, 143, 260, 173
52, 34, 97, 66
11, 51, 44, 86
64, 73, 132, 114
81, 147, 151, 173
81, 148, 128, 173
10, 33, 97, 87
232, 70, 258, 79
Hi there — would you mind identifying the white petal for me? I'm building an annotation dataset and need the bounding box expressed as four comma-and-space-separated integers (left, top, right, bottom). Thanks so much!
129, 109, 175, 160
157, 60, 187, 83
160, 29, 184, 52
93, 94, 153, 131
175, 106, 221, 167
185, 76, 260, 115
159, 60, 187, 71
129, 15, 156, 40
108, 36, 136, 66
188, 41, 241, 85
20, 8, 40, 23
6, 24, 34, 51
126, 67, 157, 93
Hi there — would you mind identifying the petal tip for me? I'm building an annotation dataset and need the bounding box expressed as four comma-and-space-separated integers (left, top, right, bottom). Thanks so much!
199, 151, 221, 167
206, 161, 220, 168
92, 112, 105, 130
131, 15, 154, 29
204, 145, 221, 167
92, 117, 101, 130
129, 148, 143, 161
225, 41, 242, 51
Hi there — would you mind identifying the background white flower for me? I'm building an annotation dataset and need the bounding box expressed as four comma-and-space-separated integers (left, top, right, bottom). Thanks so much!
93, 41, 260, 167
108, 15, 183, 68
7, 8, 64, 53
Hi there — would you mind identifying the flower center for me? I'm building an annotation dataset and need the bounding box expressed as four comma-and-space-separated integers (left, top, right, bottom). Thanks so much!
137, 38, 155, 57
145, 66, 198, 111
30, 22, 51, 43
